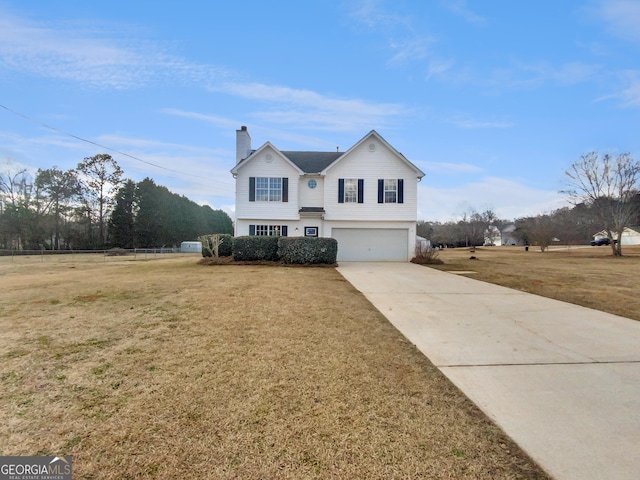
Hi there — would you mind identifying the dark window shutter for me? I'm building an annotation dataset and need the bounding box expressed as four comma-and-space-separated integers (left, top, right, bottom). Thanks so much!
249, 224, 255, 236
282, 226, 288, 236
357, 179, 364, 203
338, 179, 344, 203
249, 177, 255, 202
378, 179, 384, 203
398, 179, 404, 204
282, 178, 288, 202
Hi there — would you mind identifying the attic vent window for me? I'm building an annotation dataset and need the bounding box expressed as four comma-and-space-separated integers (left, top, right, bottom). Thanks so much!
265, 153, 273, 162
368, 143, 376, 152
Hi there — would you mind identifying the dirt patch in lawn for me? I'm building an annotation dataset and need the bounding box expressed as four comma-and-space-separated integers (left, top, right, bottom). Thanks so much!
0, 256, 549, 479
429, 245, 640, 321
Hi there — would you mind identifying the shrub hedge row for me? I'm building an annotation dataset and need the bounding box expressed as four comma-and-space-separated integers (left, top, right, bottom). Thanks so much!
200, 235, 338, 264
228, 236, 338, 264
232, 236, 280, 261
277, 237, 337, 264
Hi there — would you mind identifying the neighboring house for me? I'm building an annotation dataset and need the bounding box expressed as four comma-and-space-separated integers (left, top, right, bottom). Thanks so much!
593, 227, 640, 245
484, 226, 502, 246
230, 126, 425, 261
499, 224, 524, 246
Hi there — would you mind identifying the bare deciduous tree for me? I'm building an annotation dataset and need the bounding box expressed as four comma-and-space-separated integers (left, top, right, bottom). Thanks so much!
563, 152, 640, 256
514, 214, 557, 252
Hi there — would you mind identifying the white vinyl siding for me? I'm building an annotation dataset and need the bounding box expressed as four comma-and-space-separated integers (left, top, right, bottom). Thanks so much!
324, 140, 417, 221
298, 176, 324, 209
234, 146, 300, 221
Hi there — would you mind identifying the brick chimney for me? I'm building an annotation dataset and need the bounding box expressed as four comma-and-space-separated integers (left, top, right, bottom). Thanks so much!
236, 126, 251, 164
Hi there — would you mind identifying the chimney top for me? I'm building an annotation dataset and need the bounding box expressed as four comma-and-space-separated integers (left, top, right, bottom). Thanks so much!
236, 126, 251, 164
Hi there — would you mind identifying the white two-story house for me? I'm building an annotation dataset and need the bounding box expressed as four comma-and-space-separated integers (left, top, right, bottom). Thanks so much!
230, 126, 425, 261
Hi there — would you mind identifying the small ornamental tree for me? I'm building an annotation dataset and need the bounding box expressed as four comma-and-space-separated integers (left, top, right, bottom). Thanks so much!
199, 234, 232, 258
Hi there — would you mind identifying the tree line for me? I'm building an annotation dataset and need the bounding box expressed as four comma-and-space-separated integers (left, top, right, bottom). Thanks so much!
0, 154, 233, 250
418, 152, 640, 256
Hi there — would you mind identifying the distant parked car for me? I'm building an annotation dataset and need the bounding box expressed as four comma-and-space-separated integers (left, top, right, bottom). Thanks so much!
590, 237, 612, 246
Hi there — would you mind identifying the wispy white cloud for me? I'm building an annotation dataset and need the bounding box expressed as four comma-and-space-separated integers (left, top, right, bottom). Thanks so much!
0, 128, 236, 202
349, 0, 412, 30
447, 115, 514, 129
516, 61, 603, 86
438, 60, 601, 92
95, 133, 230, 157
594, 0, 640, 44
441, 0, 487, 25
160, 109, 240, 131
596, 71, 640, 107
424, 55, 601, 92
618, 76, 640, 107
0, 130, 86, 154
418, 160, 483, 174
349, 0, 437, 66
214, 82, 407, 132
0, 9, 228, 89
418, 177, 567, 221
388, 36, 434, 64
426, 58, 455, 80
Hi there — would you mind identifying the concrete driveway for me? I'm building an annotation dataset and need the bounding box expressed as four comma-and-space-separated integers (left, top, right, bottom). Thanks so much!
337, 262, 640, 480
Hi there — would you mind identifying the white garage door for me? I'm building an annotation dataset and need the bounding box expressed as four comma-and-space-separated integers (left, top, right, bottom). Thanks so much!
333, 228, 408, 261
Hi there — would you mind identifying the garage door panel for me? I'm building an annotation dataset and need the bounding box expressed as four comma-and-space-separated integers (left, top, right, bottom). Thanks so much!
333, 228, 408, 261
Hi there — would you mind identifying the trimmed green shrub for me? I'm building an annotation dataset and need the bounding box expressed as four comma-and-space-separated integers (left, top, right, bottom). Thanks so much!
277, 237, 338, 264
232, 236, 280, 261
217, 234, 233, 257
199, 234, 233, 257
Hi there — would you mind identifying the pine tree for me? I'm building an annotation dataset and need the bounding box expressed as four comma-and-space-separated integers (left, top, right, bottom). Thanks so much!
108, 179, 136, 248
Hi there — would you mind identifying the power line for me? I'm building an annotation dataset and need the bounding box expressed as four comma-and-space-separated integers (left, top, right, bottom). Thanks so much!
0, 103, 234, 187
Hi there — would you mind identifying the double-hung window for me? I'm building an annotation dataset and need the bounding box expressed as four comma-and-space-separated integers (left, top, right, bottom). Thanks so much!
377, 179, 404, 204
268, 177, 281, 201
384, 179, 397, 203
338, 178, 364, 203
255, 177, 270, 201
249, 177, 288, 202
344, 179, 357, 202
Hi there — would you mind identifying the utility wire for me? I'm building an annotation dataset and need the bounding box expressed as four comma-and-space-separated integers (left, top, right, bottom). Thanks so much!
0, 103, 234, 187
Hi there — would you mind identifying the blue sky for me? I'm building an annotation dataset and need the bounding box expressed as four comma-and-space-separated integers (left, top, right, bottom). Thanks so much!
1, 0, 639, 221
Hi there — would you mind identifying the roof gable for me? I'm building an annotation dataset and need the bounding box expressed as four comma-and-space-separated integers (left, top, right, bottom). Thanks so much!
321, 130, 425, 178
230, 130, 424, 178
230, 142, 303, 175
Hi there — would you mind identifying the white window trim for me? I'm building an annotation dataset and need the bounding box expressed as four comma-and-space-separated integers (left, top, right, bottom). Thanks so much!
255, 225, 284, 236
384, 179, 397, 203
344, 178, 358, 203
256, 177, 282, 202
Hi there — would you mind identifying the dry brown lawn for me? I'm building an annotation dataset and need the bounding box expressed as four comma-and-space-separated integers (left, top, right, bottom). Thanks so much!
429, 245, 640, 321
0, 254, 549, 479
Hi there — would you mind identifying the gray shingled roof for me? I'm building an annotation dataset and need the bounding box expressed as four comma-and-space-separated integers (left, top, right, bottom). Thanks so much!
281, 151, 343, 173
